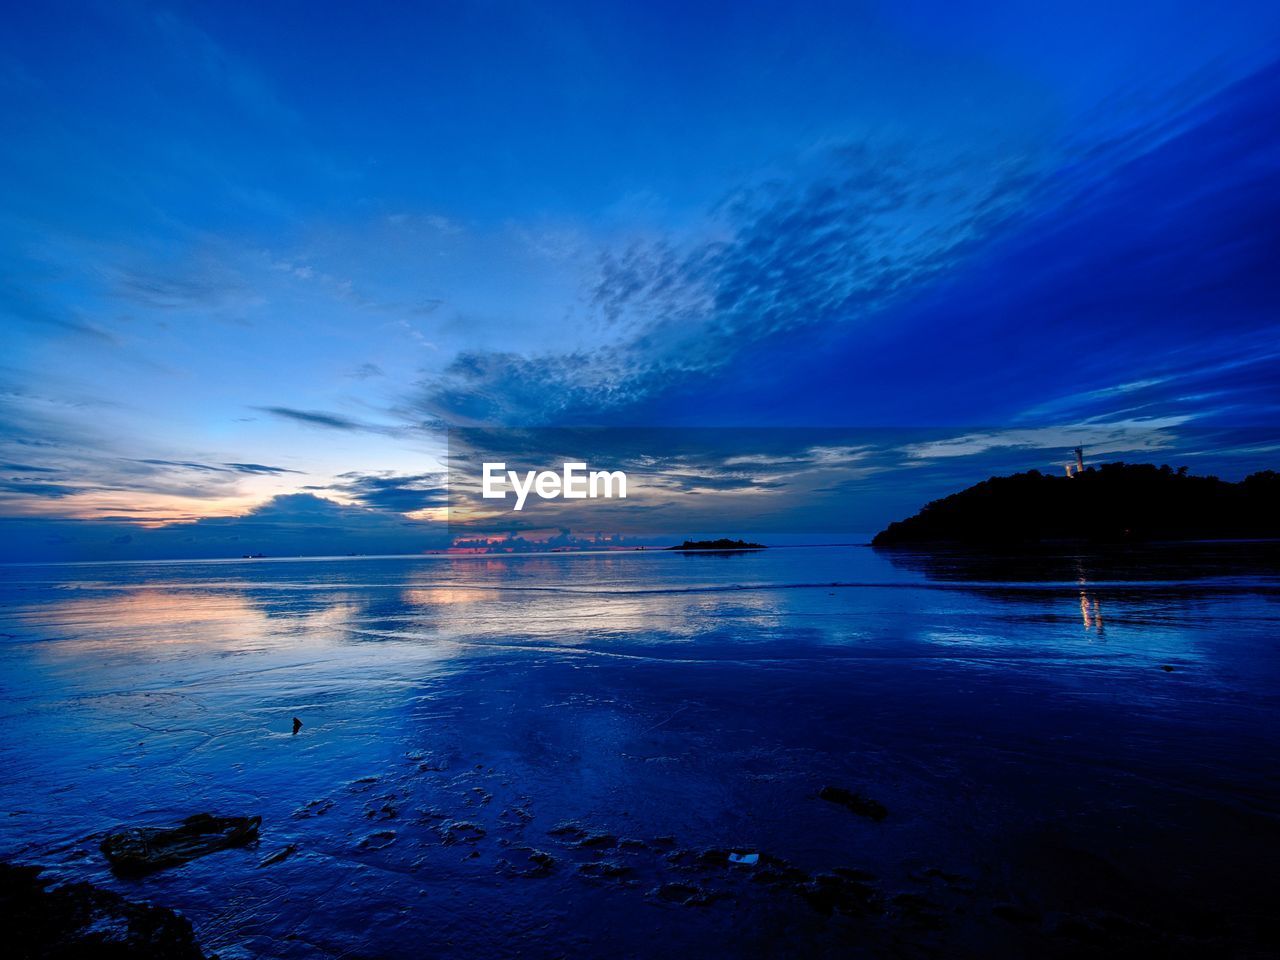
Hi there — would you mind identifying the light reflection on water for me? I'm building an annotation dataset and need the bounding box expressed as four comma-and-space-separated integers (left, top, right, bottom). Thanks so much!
1079, 585, 1104, 635
0, 545, 1278, 958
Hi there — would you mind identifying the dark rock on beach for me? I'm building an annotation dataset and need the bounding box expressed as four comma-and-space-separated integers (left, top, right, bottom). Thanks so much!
100, 813, 261, 875
358, 830, 397, 851
1, 862, 206, 958
798, 871, 882, 917
577, 860, 633, 882
436, 820, 485, 845
575, 832, 619, 850
257, 844, 297, 868
496, 846, 557, 879
653, 881, 718, 907
817, 785, 888, 821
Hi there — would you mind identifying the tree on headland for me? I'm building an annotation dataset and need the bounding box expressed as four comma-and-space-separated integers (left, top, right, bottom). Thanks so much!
872, 464, 1280, 546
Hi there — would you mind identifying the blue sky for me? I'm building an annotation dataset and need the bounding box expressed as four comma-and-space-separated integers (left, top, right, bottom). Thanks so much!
2, 1, 1279, 559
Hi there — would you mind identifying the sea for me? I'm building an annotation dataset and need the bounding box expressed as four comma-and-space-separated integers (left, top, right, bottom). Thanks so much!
1, 545, 1277, 957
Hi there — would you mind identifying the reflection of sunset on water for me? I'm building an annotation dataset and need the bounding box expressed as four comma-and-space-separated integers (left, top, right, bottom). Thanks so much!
402, 586, 494, 607
1078, 583, 1105, 635
10, 587, 371, 659
1, 545, 1276, 960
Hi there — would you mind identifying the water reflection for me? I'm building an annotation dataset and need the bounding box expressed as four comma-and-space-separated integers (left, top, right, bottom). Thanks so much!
1, 548, 1279, 958
1078, 584, 1104, 635
874, 541, 1280, 584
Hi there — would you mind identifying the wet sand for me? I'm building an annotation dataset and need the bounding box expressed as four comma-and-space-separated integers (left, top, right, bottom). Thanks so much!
1, 546, 1278, 957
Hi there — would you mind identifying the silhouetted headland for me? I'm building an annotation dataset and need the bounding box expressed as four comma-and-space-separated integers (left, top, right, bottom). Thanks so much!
873, 463, 1280, 547
669, 538, 766, 551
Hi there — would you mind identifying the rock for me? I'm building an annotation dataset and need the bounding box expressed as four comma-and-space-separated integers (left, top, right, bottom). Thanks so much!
100, 813, 261, 875
258, 844, 297, 868
663, 848, 701, 868
652, 882, 717, 907
799, 872, 882, 917
500, 848, 556, 879
547, 822, 588, 841
695, 848, 730, 867
752, 860, 810, 887
817, 785, 888, 822
992, 902, 1041, 926
547, 823, 618, 849
436, 821, 485, 845
831, 866, 876, 882
1, 861, 207, 958
577, 860, 633, 881
358, 830, 397, 851
891, 892, 946, 930
912, 866, 968, 887
347, 776, 381, 793
499, 806, 533, 824
364, 800, 398, 820
576, 832, 618, 850
292, 798, 333, 819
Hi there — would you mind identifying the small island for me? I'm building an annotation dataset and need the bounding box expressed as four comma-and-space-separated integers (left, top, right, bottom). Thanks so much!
873, 463, 1280, 547
669, 538, 767, 552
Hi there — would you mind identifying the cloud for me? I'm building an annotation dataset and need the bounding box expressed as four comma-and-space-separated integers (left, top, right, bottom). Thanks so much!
0, 493, 447, 562
134, 458, 302, 475
225, 462, 303, 475
132, 458, 232, 473
150, 8, 301, 128
327, 471, 449, 513
252, 405, 423, 438
252, 406, 368, 431
0, 282, 118, 342
898, 421, 1190, 461
1018, 340, 1280, 424
412, 141, 1033, 425
407, 59, 1280, 432
109, 263, 251, 311
0, 479, 79, 498
0, 394, 308, 515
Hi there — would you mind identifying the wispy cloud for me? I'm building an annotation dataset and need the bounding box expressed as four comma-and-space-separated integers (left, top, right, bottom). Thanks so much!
899, 421, 1188, 461
414, 141, 1034, 424
135, 458, 302, 475
407, 59, 1280, 430
225, 462, 303, 475
327, 471, 449, 513
1, 283, 118, 342
252, 406, 369, 431
0, 492, 447, 562
0, 479, 79, 498
109, 262, 252, 311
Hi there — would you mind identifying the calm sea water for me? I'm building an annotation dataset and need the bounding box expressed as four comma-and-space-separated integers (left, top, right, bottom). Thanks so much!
1, 546, 1278, 957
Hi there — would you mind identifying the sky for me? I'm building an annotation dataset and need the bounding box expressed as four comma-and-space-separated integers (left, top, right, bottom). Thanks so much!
2, 0, 1279, 560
